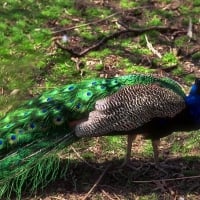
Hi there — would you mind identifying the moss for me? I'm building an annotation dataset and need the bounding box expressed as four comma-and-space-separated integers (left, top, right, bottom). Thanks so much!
192, 52, 200, 60
88, 48, 112, 58
125, 65, 155, 74
120, 0, 138, 8
174, 36, 189, 47
161, 52, 178, 67
141, 140, 153, 157
85, 7, 112, 19
95, 63, 104, 71
183, 74, 195, 85
148, 15, 163, 26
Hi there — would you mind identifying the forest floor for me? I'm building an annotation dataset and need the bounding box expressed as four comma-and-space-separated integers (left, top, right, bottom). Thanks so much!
1, 0, 200, 199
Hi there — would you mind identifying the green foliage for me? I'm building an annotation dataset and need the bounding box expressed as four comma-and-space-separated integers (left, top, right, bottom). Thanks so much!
192, 52, 200, 60
152, 52, 178, 68
104, 136, 125, 154
174, 36, 189, 47
161, 52, 178, 67
179, 5, 190, 14
95, 63, 104, 71
125, 65, 155, 74
120, 0, 138, 8
148, 15, 163, 26
85, 7, 111, 19
193, 0, 200, 6
88, 48, 112, 58
183, 74, 195, 85
79, 27, 97, 41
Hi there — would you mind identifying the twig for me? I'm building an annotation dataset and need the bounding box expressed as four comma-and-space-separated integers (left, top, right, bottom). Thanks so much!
132, 174, 200, 183
113, 193, 121, 200
187, 17, 192, 38
56, 26, 180, 57
52, 6, 152, 34
82, 164, 111, 200
49, 196, 65, 200
145, 34, 162, 58
101, 189, 116, 200
0, 87, 3, 95
52, 12, 120, 34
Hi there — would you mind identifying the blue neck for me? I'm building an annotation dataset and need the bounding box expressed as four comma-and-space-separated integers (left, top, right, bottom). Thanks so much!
185, 83, 200, 124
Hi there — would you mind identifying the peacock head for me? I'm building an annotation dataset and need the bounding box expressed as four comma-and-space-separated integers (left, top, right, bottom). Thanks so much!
186, 78, 200, 123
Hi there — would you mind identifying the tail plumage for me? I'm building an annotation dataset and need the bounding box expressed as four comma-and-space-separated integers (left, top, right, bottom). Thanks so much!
0, 74, 185, 199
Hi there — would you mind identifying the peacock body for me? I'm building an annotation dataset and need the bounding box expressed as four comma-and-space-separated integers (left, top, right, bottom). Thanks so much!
0, 73, 200, 199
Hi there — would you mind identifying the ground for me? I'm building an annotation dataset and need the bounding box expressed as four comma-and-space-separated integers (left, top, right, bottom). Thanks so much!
1, 0, 200, 199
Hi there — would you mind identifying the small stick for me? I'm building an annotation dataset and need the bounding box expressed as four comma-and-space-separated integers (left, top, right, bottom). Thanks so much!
82, 164, 111, 200
145, 35, 162, 58
132, 174, 200, 183
56, 26, 180, 57
101, 189, 116, 200
52, 6, 152, 34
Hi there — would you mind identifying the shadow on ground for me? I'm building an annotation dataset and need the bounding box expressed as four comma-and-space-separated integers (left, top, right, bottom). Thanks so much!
24, 156, 200, 199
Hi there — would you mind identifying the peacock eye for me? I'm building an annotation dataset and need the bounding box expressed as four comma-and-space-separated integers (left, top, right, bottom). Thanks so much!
6, 124, 11, 128
24, 112, 29, 116
46, 97, 52, 102
29, 122, 36, 130
53, 116, 64, 125
11, 134, 17, 141
91, 81, 97, 86
8, 134, 18, 145
42, 108, 48, 113
76, 103, 81, 109
0, 139, 4, 149
100, 85, 106, 90
15, 129, 24, 134
55, 105, 62, 111
68, 85, 75, 91
86, 91, 92, 96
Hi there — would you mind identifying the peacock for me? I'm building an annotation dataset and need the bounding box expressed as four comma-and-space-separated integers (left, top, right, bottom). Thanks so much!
1, 73, 200, 199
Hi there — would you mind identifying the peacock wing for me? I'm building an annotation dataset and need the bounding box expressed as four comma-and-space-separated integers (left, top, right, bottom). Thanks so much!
75, 84, 186, 137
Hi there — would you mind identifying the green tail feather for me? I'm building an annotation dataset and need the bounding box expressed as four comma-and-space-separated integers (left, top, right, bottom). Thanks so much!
0, 132, 78, 199
0, 74, 185, 199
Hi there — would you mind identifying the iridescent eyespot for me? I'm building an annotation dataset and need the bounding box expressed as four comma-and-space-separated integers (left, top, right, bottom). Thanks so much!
15, 129, 24, 134
11, 135, 17, 141
42, 108, 48, 113
0, 139, 4, 149
76, 103, 81, 109
91, 81, 97, 86
55, 105, 62, 111
6, 124, 11, 128
29, 122, 36, 130
111, 79, 119, 86
53, 116, 64, 125
46, 97, 52, 102
86, 91, 92, 96
8, 134, 18, 145
100, 85, 106, 90
24, 112, 29, 117
68, 85, 75, 91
